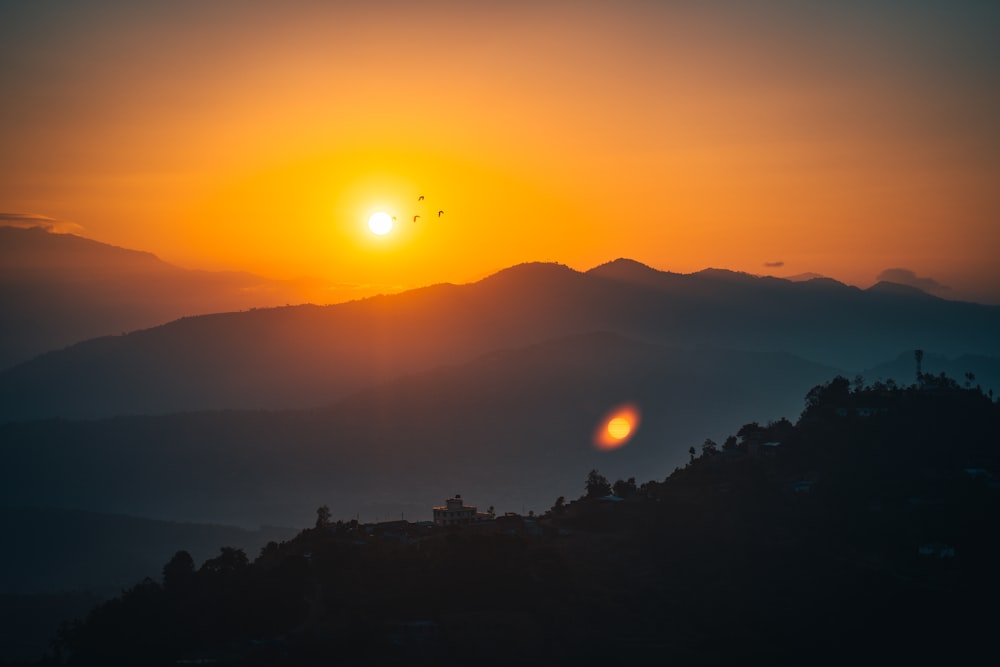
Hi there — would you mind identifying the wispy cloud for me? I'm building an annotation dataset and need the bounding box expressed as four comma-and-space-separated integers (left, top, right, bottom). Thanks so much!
0, 213, 84, 234
763, 261, 784, 268
876, 268, 949, 293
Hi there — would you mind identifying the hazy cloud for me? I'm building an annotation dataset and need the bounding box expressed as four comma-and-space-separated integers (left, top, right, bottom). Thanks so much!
764, 261, 784, 268
877, 268, 949, 293
0, 213, 84, 234
328, 282, 408, 294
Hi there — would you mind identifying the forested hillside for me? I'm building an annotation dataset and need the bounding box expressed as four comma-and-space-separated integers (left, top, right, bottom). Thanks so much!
34, 374, 998, 666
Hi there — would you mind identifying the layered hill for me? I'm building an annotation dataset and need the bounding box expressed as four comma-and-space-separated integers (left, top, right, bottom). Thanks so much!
2, 257, 998, 423
0, 226, 330, 369
0, 508, 295, 595
0, 332, 837, 528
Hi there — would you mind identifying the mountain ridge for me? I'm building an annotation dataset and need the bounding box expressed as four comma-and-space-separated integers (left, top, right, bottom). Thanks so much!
2, 253, 999, 422
0, 226, 337, 369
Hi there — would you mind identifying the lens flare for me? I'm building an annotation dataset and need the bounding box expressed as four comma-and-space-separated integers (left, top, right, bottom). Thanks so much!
594, 403, 641, 450
607, 417, 631, 439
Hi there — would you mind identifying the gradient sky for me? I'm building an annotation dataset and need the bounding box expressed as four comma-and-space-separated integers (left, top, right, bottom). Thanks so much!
2, 0, 998, 303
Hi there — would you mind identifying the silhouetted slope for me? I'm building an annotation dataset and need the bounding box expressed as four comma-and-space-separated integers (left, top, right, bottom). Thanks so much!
44, 379, 1000, 666
0, 509, 292, 664
0, 226, 328, 369
0, 225, 168, 272
0, 333, 837, 528
2, 259, 998, 422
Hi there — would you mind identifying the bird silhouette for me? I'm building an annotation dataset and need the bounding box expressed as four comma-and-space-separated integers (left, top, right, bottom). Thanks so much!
413, 215, 420, 222
418, 195, 424, 201
437, 210, 444, 217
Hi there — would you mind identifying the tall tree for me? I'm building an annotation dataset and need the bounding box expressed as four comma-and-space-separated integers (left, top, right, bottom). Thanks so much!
315, 504, 332, 528
585, 469, 612, 498
162, 550, 195, 594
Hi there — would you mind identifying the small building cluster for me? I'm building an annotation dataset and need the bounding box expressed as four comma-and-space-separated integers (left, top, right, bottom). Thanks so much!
432, 494, 494, 527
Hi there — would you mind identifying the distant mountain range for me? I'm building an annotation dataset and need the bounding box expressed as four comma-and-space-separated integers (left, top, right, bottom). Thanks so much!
0, 226, 330, 369
2, 248, 998, 423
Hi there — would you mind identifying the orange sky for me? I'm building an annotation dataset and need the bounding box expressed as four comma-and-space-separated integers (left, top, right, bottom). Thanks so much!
2, 1, 998, 303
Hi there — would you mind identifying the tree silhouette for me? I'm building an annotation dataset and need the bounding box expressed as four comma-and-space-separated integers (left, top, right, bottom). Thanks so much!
316, 504, 332, 528
804, 375, 851, 410
585, 469, 612, 498
612, 477, 637, 498
737, 421, 762, 446
161, 550, 195, 594
199, 546, 248, 578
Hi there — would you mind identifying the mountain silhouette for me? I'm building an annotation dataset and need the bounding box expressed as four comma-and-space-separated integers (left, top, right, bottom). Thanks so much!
865, 279, 940, 299
0, 226, 330, 369
2, 257, 997, 422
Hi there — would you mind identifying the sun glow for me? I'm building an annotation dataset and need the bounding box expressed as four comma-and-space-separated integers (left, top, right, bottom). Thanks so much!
368, 211, 393, 235
594, 403, 641, 451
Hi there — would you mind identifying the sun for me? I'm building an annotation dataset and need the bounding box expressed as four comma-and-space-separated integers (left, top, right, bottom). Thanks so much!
368, 211, 393, 235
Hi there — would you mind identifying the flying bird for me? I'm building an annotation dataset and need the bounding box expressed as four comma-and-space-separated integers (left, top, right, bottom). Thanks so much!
417, 195, 424, 201
413, 215, 420, 222
437, 210, 444, 217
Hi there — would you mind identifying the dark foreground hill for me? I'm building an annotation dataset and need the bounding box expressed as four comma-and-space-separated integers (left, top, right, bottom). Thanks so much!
0, 510, 295, 663
33, 377, 1000, 666
0, 332, 838, 528
2, 257, 998, 422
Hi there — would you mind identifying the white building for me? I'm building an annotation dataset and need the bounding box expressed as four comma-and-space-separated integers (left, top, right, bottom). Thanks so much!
432, 494, 492, 527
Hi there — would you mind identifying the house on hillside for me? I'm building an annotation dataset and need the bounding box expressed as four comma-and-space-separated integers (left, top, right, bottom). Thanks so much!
432, 494, 494, 526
